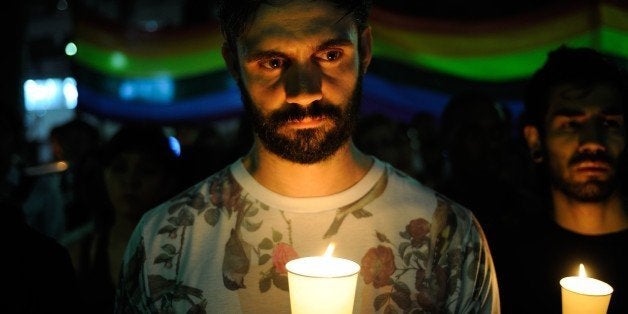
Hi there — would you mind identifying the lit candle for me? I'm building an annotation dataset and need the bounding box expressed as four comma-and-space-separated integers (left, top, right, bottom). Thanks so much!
285, 243, 360, 314
559, 264, 614, 314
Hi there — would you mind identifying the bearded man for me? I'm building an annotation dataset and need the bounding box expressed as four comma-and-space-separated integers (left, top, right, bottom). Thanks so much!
496, 45, 627, 314
114, 1, 499, 313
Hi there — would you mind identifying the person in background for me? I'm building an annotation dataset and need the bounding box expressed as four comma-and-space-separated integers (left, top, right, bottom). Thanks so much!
20, 155, 67, 240
495, 45, 628, 314
1, 114, 83, 313
79, 123, 182, 313
407, 111, 442, 188
436, 91, 534, 245
354, 113, 417, 177
21, 118, 102, 242
175, 123, 231, 188
48, 118, 103, 233
115, 0, 499, 312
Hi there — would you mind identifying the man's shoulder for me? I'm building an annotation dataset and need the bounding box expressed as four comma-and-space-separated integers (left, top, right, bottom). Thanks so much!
381, 163, 479, 227
139, 164, 237, 228
381, 161, 427, 192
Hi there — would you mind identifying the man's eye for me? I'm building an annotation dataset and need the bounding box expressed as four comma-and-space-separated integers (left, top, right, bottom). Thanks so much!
260, 58, 285, 70
602, 119, 622, 129
558, 120, 581, 130
317, 50, 342, 62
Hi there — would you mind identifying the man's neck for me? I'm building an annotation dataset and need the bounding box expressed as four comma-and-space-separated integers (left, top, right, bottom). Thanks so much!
552, 190, 628, 235
242, 140, 373, 197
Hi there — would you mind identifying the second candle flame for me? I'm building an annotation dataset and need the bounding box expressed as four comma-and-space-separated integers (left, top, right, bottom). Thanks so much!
578, 263, 587, 278
324, 243, 335, 257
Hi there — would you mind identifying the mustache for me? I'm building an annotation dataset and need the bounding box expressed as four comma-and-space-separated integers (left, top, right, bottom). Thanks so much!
268, 101, 342, 125
568, 150, 614, 166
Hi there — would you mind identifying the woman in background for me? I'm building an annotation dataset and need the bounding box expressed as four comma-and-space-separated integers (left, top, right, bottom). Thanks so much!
80, 123, 182, 313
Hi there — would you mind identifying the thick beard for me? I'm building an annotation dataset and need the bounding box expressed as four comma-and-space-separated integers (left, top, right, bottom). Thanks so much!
238, 76, 362, 164
549, 151, 619, 202
551, 176, 616, 202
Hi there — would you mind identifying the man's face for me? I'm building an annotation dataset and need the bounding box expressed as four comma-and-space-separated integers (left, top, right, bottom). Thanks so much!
104, 152, 170, 222
543, 83, 625, 202
228, 0, 370, 163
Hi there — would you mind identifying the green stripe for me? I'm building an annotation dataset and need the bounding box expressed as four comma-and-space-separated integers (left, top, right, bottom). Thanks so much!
372, 33, 600, 81
73, 26, 628, 82
599, 27, 628, 57
72, 41, 227, 78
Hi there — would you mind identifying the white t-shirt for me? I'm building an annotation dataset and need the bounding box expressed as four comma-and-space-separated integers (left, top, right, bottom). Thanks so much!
116, 157, 499, 313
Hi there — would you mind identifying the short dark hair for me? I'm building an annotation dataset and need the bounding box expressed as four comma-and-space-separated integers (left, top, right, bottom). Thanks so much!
440, 90, 507, 143
522, 45, 628, 134
102, 124, 178, 173
216, 0, 373, 53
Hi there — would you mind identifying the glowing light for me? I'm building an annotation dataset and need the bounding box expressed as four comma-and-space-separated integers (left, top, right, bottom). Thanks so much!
23, 78, 77, 111
63, 77, 78, 109
286, 244, 360, 314
578, 263, 587, 277
111, 51, 128, 69
65, 42, 77, 56
560, 263, 614, 314
323, 243, 335, 257
168, 136, 181, 157
118, 76, 174, 102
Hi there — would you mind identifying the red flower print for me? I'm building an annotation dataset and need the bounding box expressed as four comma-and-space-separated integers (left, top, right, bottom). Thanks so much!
361, 245, 396, 288
272, 243, 299, 274
209, 178, 224, 207
406, 218, 430, 247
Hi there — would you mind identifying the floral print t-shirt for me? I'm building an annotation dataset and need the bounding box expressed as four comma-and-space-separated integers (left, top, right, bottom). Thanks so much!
115, 157, 499, 313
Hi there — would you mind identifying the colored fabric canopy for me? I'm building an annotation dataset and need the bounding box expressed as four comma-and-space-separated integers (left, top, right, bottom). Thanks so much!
72, 0, 628, 123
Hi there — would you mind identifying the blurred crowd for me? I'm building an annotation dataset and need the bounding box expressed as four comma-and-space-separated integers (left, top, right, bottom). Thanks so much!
22, 100, 526, 240
4, 82, 626, 312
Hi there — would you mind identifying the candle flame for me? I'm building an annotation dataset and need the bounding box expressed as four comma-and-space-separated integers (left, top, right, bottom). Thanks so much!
578, 263, 587, 278
323, 243, 335, 257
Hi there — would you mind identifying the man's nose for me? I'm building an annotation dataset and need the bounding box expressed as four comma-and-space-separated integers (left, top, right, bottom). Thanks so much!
284, 62, 323, 106
578, 120, 608, 154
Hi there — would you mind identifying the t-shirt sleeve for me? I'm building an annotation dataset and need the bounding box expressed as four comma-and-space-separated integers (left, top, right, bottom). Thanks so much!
456, 212, 501, 314
114, 218, 154, 313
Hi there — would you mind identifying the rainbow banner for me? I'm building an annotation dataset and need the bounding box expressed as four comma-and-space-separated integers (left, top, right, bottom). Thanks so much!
72, 1, 628, 123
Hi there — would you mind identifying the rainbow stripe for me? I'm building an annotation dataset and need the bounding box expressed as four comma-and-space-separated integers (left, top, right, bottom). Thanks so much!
71, 1, 628, 122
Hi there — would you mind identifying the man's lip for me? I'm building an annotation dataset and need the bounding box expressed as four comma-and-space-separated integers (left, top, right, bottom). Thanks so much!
285, 116, 326, 128
573, 161, 611, 172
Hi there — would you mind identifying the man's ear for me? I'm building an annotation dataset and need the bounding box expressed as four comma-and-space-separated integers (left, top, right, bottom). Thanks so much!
222, 42, 240, 80
523, 125, 544, 163
359, 26, 372, 74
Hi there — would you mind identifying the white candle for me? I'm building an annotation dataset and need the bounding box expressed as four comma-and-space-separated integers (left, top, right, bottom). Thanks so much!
286, 244, 360, 314
560, 264, 613, 314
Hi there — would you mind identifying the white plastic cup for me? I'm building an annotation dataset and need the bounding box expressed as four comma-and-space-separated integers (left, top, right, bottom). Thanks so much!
286, 256, 360, 314
560, 276, 613, 314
